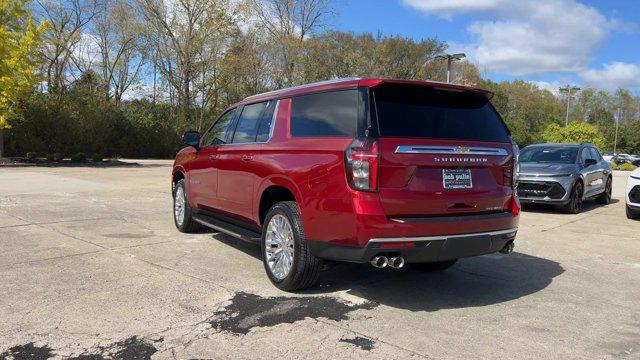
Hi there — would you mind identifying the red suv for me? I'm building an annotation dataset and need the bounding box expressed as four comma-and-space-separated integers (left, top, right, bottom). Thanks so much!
172, 78, 520, 291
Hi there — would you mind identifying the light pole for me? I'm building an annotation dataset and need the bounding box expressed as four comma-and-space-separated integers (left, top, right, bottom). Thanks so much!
559, 85, 580, 126
434, 53, 466, 83
613, 102, 621, 155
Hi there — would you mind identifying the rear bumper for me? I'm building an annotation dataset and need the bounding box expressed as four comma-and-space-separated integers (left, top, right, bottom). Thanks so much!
309, 227, 518, 264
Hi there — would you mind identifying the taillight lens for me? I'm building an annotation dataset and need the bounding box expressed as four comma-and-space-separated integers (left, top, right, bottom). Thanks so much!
502, 195, 520, 215
346, 137, 379, 191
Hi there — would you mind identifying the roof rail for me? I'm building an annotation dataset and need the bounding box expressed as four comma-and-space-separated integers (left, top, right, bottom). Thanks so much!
243, 77, 361, 101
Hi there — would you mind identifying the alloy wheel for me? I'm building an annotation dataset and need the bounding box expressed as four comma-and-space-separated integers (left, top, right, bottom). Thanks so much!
573, 184, 583, 212
265, 214, 295, 280
174, 186, 185, 226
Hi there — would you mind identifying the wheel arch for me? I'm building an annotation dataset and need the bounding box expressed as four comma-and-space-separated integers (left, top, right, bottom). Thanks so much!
257, 177, 303, 227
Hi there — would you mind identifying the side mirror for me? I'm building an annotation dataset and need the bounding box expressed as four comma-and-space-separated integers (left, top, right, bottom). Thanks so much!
584, 158, 597, 167
183, 131, 200, 150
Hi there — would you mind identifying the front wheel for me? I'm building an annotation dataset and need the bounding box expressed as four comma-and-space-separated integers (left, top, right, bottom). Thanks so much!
564, 181, 584, 214
261, 201, 321, 291
173, 179, 200, 233
411, 259, 458, 272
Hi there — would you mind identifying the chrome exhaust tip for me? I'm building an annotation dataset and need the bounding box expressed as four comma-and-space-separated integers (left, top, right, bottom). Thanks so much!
388, 256, 405, 269
500, 241, 514, 254
370, 256, 388, 268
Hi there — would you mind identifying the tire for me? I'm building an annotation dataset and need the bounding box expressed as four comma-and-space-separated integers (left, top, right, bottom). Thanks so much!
564, 181, 584, 214
596, 177, 612, 205
411, 259, 458, 272
261, 201, 321, 291
173, 179, 201, 233
627, 205, 640, 220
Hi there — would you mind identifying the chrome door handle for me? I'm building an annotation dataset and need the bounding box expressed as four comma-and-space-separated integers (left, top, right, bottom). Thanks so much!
242, 154, 254, 161
209, 154, 219, 161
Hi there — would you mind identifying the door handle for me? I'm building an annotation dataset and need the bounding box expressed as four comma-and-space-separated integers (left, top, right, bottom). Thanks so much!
242, 154, 254, 162
209, 154, 219, 161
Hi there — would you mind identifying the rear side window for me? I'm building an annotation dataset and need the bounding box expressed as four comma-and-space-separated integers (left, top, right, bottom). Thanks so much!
372, 84, 510, 142
256, 100, 277, 142
290, 90, 358, 137
232, 102, 268, 143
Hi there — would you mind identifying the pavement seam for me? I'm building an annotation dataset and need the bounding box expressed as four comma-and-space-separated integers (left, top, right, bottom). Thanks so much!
0, 240, 176, 269
314, 318, 433, 359
0, 217, 122, 229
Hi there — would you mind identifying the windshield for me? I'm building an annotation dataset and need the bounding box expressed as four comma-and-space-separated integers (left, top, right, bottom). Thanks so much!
372, 84, 510, 142
519, 146, 578, 164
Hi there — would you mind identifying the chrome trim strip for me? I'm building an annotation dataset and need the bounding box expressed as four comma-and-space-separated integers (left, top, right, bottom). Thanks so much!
368, 227, 518, 243
395, 145, 508, 156
216, 100, 279, 146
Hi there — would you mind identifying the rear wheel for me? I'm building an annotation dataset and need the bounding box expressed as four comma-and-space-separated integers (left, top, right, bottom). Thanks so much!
627, 205, 640, 220
261, 201, 321, 291
596, 177, 612, 204
411, 259, 458, 272
564, 181, 584, 214
173, 179, 200, 233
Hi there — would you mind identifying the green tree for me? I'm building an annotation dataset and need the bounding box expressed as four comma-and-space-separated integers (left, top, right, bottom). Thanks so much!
0, 0, 48, 157
541, 122, 606, 149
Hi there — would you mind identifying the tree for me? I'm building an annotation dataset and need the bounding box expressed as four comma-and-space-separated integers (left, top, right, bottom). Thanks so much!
36, 0, 97, 94
0, 0, 48, 158
248, 0, 335, 87
541, 123, 606, 149
95, 0, 147, 106
138, 0, 238, 127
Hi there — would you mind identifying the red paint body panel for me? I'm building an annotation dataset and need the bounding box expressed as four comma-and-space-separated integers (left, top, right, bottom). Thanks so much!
172, 78, 518, 256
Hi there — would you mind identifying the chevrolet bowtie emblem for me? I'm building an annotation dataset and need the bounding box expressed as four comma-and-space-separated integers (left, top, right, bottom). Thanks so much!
456, 146, 470, 153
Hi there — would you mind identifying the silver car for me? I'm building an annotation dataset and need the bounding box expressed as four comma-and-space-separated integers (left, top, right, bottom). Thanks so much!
517, 143, 612, 213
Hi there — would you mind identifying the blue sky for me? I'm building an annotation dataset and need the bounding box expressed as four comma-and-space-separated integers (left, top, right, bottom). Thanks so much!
333, 0, 640, 93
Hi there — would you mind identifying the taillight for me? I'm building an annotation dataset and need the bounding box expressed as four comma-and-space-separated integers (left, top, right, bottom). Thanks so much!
346, 137, 379, 192
502, 195, 520, 215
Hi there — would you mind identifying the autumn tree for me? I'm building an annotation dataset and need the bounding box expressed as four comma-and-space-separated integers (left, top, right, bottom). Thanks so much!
248, 0, 334, 87
0, 0, 48, 158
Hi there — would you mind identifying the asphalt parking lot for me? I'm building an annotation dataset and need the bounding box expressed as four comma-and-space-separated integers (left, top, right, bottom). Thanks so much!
1, 161, 638, 359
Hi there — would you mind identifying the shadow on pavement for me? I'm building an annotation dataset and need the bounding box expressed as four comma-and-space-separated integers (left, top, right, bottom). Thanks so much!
313, 252, 564, 312
521, 198, 618, 214
213, 232, 564, 312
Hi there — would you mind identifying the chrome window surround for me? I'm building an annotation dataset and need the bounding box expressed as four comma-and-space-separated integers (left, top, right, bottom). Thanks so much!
395, 145, 508, 156
368, 227, 518, 243
221, 100, 280, 146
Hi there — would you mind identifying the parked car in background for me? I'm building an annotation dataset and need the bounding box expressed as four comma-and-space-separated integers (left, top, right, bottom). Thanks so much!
517, 143, 612, 213
615, 153, 634, 165
602, 152, 616, 163
627, 168, 640, 219
171, 78, 520, 291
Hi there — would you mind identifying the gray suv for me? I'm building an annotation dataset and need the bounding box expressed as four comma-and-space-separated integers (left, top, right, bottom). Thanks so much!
517, 143, 612, 213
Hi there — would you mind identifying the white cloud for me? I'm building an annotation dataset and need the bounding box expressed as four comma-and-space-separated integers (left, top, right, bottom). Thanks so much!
531, 80, 563, 95
403, 0, 616, 77
580, 62, 640, 91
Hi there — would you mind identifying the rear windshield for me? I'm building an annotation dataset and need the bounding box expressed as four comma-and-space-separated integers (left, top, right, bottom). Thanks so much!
372, 84, 510, 142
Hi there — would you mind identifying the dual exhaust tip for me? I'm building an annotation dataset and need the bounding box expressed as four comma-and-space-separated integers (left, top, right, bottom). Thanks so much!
370, 256, 405, 269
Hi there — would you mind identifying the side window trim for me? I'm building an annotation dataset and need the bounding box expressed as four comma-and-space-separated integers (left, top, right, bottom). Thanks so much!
227, 105, 246, 144
225, 100, 279, 145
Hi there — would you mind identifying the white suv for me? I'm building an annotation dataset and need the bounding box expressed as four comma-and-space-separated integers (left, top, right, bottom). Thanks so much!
627, 168, 640, 219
